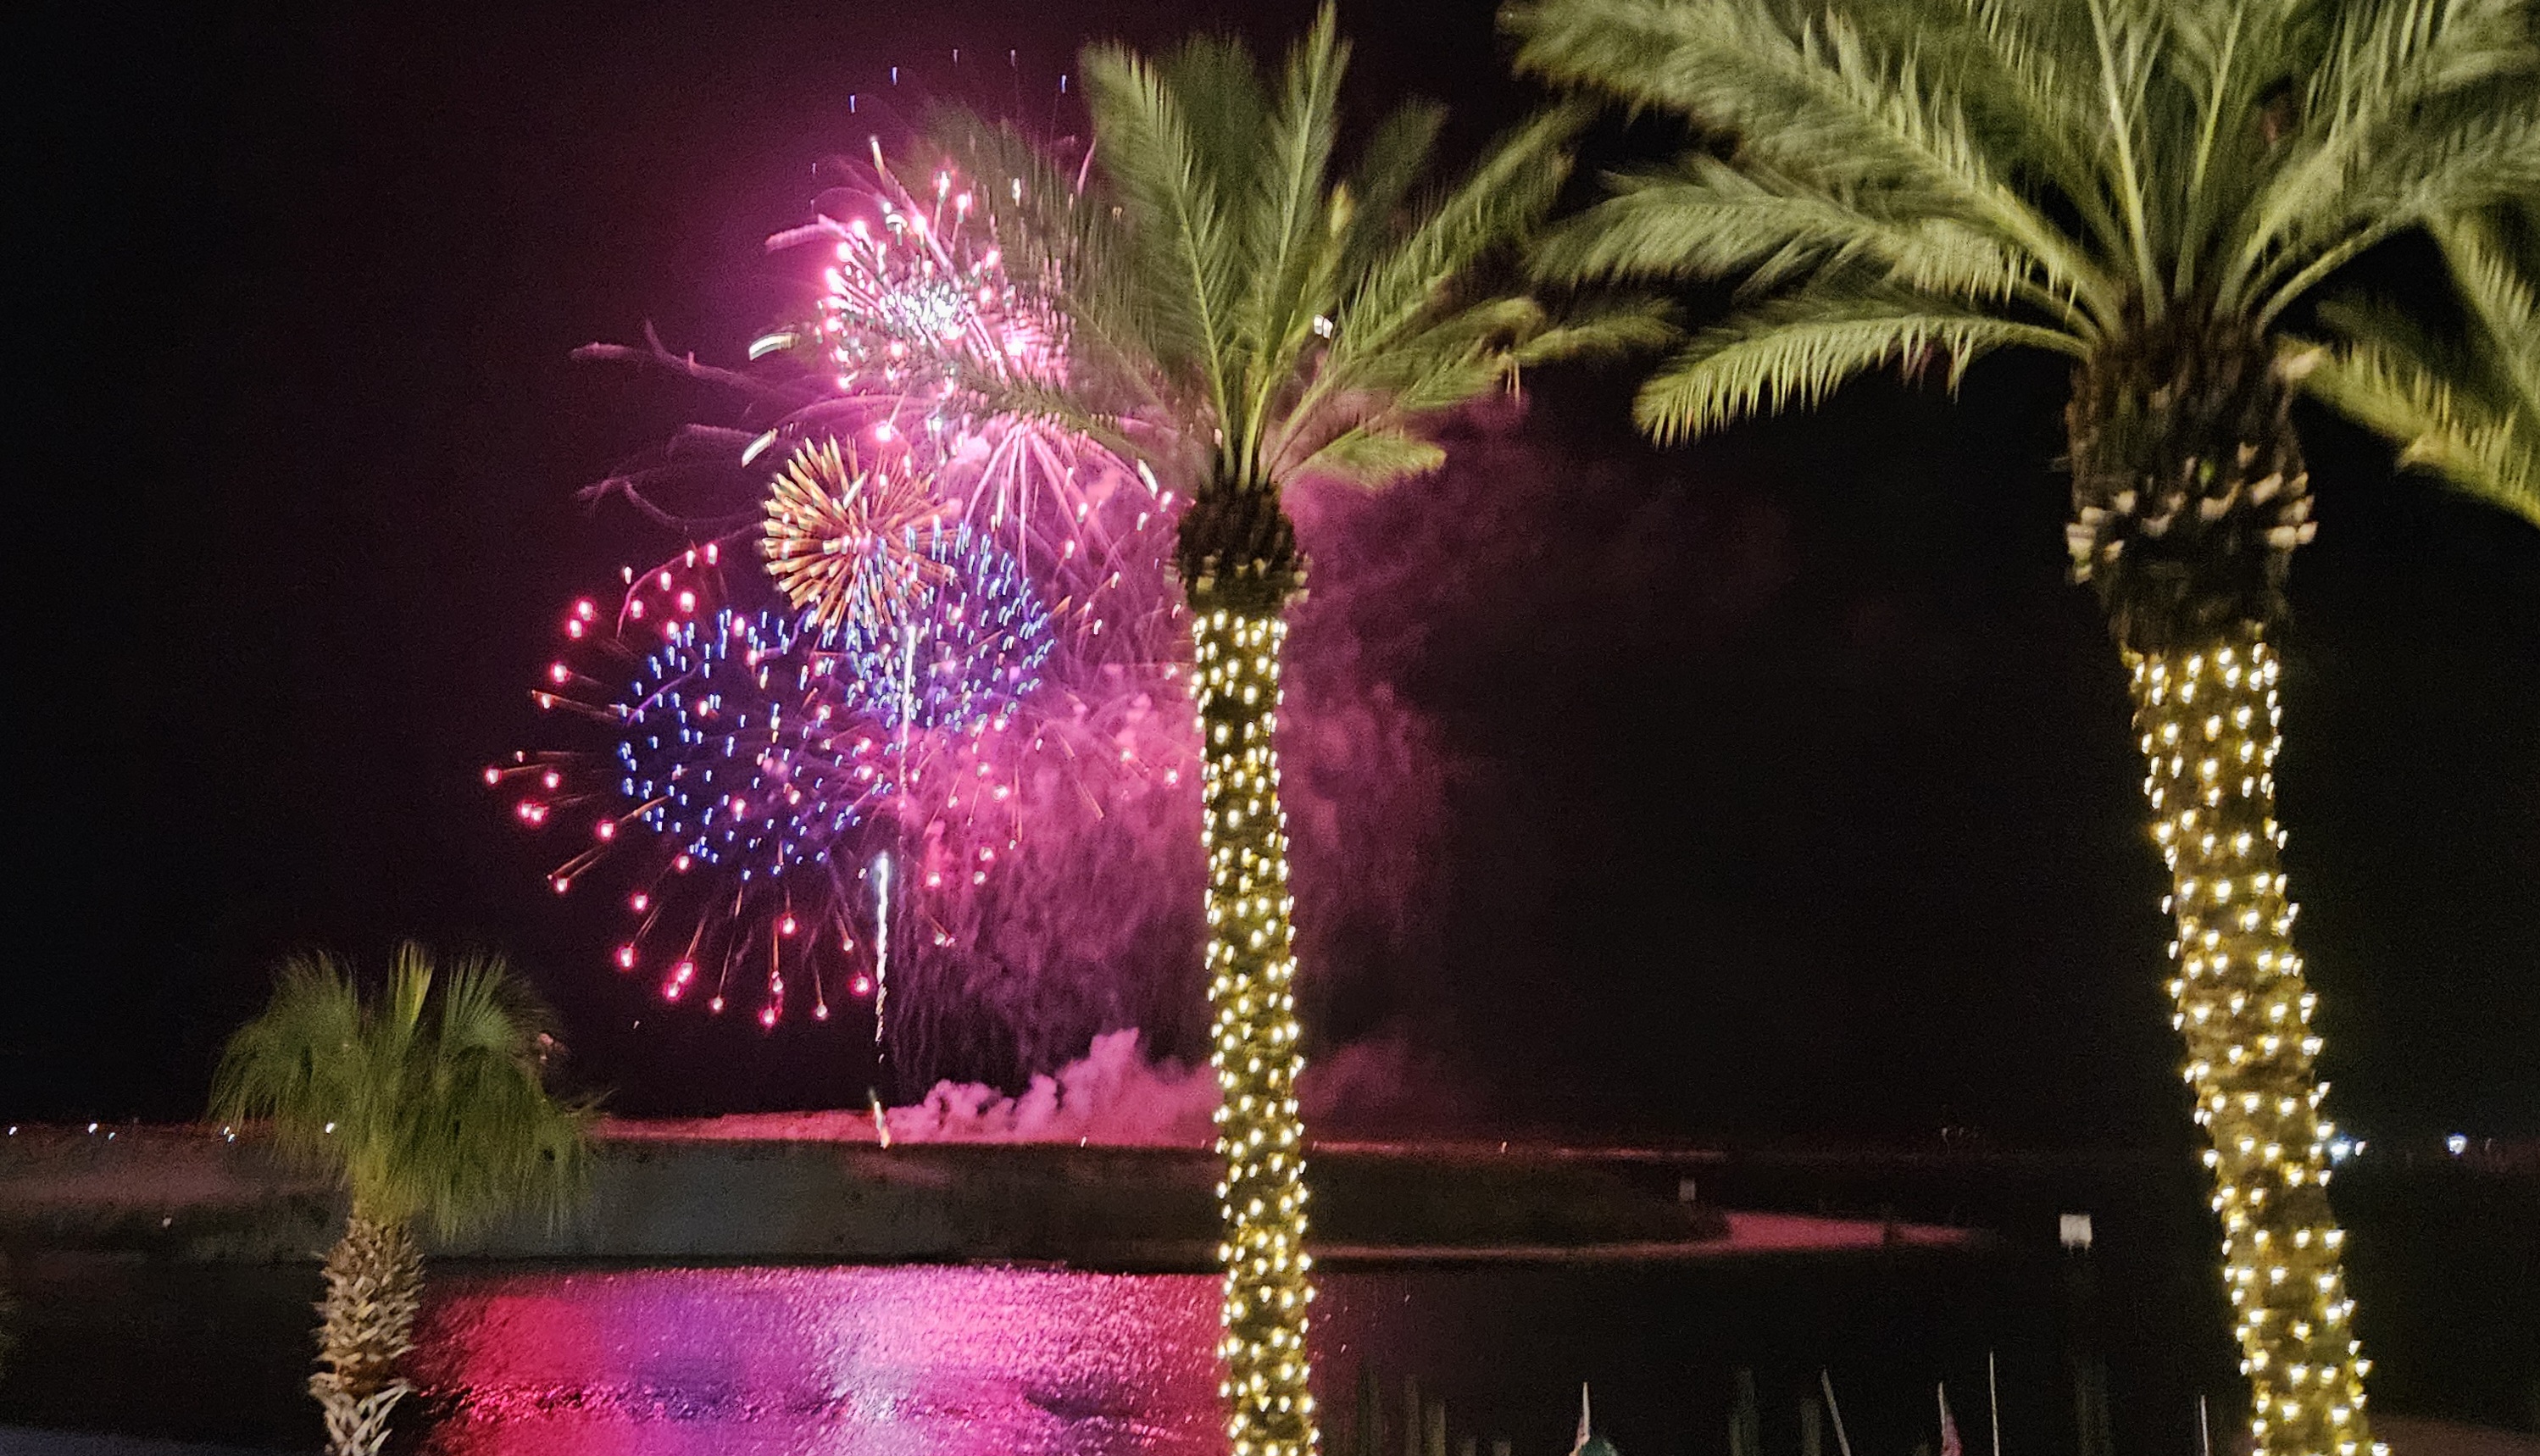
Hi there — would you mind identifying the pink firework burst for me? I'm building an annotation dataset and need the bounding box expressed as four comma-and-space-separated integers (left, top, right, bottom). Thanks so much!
760, 142, 1161, 581
497, 525, 1193, 1062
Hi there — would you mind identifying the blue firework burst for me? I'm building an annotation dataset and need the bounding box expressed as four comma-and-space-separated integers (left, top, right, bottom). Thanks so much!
824, 525, 1053, 735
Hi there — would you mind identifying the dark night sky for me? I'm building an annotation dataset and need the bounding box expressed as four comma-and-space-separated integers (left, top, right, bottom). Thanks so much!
14, 2, 2536, 1144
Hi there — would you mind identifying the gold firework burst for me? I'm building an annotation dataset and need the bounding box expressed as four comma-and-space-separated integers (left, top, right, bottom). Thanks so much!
762, 438, 949, 633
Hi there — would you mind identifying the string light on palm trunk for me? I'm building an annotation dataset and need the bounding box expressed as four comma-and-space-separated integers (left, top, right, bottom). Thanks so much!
2130, 634, 2381, 1456
1193, 606, 1316, 1456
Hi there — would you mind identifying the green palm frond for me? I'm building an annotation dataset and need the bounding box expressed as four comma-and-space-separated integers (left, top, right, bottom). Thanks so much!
1635, 286, 2086, 443
213, 944, 593, 1238
1510, 296, 1681, 365
1538, 154, 2087, 326
2233, 0, 2540, 312
1848, 0, 2116, 243
1081, 38, 1247, 431
1243, 3, 1348, 400
1328, 104, 1582, 371
2304, 206, 2540, 527
2254, 100, 2540, 322
926, 118, 1179, 442
2307, 343, 2540, 524
938, 3, 1621, 503
1296, 425, 1450, 486
1508, 0, 2540, 441
1511, 0, 2119, 318
1337, 99, 1448, 277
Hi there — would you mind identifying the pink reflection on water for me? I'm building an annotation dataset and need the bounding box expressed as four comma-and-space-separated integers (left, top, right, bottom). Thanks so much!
411, 1265, 1222, 1455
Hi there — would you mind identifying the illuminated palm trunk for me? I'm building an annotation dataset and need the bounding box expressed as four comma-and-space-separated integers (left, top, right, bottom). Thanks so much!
2070, 325, 2373, 1456
310, 1207, 421, 1456
1181, 485, 1318, 1456
2128, 634, 2370, 1456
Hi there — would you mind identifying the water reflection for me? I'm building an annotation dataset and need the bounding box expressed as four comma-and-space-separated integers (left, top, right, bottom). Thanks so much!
413, 1267, 1224, 1455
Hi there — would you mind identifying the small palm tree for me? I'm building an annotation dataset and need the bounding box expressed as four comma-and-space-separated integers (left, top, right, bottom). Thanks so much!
1503, 1, 2540, 1452
936, 10, 1649, 1453
212, 945, 591, 1456
2305, 203, 2540, 528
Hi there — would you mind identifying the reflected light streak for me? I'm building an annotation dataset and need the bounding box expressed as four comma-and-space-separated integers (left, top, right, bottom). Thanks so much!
410, 1265, 1220, 1455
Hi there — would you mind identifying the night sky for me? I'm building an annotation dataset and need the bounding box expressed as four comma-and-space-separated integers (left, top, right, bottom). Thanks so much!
16, 2, 2536, 1145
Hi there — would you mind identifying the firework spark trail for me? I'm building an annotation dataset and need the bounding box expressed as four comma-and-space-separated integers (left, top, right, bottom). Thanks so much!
873, 849, 893, 1053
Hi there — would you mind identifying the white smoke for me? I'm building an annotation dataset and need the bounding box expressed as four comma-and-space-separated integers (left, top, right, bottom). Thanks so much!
884, 1027, 1216, 1144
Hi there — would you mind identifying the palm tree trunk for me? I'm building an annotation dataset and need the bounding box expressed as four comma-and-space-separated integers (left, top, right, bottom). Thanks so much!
2070, 329, 2372, 1456
1182, 483, 1318, 1456
309, 1205, 421, 1456
2126, 632, 2372, 1456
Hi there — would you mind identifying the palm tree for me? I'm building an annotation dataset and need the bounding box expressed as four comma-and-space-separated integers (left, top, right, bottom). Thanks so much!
1502, 1, 2540, 1452
212, 945, 591, 1456
2305, 203, 2540, 528
934, 11, 1650, 1453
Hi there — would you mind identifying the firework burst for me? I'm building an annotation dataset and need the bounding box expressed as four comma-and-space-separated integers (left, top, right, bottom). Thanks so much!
497, 553, 896, 1027
758, 145, 1164, 581
825, 524, 1053, 734
762, 436, 950, 634
792, 142, 1060, 397
495, 520, 1170, 1048
528, 139, 1201, 1075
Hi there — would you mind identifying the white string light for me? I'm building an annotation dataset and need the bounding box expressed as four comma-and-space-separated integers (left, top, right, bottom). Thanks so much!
1193, 607, 1317, 1456
2131, 633, 2381, 1456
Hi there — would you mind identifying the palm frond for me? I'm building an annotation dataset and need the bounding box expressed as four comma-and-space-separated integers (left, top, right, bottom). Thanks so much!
964, 14, 1598, 503
1537, 153, 2089, 331
2231, 0, 2540, 310
212, 945, 592, 1237
2304, 203, 2540, 529
2255, 100, 2540, 322
1844, 0, 2119, 252
1509, 0, 2118, 320
1633, 286, 2085, 443
1295, 425, 1450, 486
1510, 295, 1681, 365
1157, 32, 1271, 200
1338, 99, 1448, 280
1336, 103, 1581, 363
1081, 40, 1248, 431
925, 112, 1174, 430
2440, 205, 2540, 421
2305, 340, 2540, 525
1240, 5, 1351, 464
211, 953, 368, 1175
